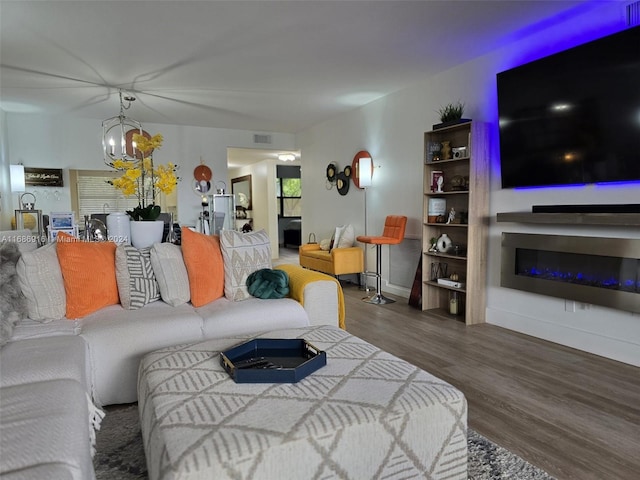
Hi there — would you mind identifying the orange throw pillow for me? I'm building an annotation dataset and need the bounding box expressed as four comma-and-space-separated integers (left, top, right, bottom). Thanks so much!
181, 227, 224, 307
56, 232, 119, 319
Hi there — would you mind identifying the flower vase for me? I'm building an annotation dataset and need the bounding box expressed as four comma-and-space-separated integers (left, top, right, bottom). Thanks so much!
106, 212, 131, 245
130, 220, 164, 249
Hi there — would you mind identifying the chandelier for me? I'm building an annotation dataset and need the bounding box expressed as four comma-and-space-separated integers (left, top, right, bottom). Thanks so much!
102, 89, 143, 164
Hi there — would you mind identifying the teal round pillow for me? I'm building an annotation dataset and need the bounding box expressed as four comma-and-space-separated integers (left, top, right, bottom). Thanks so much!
246, 269, 290, 299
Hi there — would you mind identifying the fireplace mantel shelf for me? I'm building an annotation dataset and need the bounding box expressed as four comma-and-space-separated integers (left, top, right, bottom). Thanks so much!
496, 212, 640, 226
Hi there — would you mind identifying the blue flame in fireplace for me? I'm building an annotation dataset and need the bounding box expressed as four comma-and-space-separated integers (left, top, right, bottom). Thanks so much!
522, 267, 638, 293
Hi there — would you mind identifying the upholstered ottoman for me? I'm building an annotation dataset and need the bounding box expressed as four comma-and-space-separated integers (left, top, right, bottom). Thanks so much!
138, 325, 467, 480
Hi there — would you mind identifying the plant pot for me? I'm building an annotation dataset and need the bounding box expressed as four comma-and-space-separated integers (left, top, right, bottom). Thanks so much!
129, 220, 164, 249
432, 118, 472, 130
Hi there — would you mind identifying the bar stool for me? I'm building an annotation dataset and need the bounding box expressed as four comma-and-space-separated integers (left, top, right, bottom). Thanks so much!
356, 215, 407, 304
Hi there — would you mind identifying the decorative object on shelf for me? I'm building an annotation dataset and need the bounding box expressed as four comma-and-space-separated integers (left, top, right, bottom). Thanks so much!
19, 192, 36, 210
83, 215, 107, 242
428, 237, 438, 252
452, 146, 467, 159
106, 212, 131, 245
130, 220, 164, 249
436, 233, 452, 253
450, 175, 466, 191
441, 141, 452, 160
14, 209, 44, 244
428, 198, 446, 223
430, 262, 448, 281
430, 170, 444, 193
449, 291, 460, 315
426, 141, 442, 163
433, 101, 471, 130
446, 207, 456, 225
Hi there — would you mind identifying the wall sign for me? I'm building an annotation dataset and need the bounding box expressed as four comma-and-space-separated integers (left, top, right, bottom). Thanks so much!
24, 167, 64, 187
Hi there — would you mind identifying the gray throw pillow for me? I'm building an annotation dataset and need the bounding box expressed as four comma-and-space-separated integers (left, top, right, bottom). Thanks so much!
0, 242, 28, 346
115, 245, 161, 310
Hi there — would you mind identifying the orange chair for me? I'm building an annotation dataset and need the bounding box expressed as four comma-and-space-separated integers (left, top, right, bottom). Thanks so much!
356, 215, 407, 304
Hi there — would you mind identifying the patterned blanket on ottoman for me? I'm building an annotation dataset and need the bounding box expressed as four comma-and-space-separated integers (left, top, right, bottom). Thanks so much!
138, 325, 467, 480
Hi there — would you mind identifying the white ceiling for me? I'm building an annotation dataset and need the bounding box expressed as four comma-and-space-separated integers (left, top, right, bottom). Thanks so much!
1, 0, 587, 134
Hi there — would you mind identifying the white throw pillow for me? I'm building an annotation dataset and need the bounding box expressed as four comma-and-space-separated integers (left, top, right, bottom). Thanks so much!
150, 243, 190, 306
332, 224, 355, 250
337, 224, 355, 248
219, 229, 272, 301
319, 239, 331, 251
116, 245, 161, 310
16, 243, 66, 321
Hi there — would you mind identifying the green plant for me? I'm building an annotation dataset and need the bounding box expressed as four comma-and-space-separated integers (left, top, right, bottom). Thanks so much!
437, 101, 465, 123
127, 204, 161, 221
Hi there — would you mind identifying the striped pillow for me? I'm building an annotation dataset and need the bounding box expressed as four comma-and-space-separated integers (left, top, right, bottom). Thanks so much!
115, 245, 160, 310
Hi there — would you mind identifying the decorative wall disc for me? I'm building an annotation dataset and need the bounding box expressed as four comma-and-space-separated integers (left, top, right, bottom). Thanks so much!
336, 172, 350, 196
326, 163, 337, 182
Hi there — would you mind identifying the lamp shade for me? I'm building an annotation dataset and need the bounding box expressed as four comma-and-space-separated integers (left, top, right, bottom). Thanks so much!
10, 165, 25, 192
358, 157, 372, 188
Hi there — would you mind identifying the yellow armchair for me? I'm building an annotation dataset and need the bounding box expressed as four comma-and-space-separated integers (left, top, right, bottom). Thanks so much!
299, 243, 364, 277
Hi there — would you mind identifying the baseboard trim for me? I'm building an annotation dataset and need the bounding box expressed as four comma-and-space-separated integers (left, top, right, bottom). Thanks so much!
486, 307, 640, 367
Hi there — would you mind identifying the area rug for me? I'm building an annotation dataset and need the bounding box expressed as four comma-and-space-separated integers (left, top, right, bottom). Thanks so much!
94, 404, 555, 480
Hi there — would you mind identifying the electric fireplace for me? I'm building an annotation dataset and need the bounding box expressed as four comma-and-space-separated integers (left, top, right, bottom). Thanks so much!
501, 233, 640, 313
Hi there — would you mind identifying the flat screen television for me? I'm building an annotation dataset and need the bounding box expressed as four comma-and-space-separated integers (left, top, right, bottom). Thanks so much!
497, 26, 640, 189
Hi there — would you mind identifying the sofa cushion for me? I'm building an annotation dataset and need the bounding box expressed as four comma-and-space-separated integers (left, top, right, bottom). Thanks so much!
181, 228, 224, 307
219, 229, 272, 301
0, 242, 27, 346
115, 245, 160, 310
56, 233, 119, 319
0, 379, 95, 479
0, 335, 88, 389
150, 243, 190, 306
80, 302, 204, 406
196, 297, 309, 338
16, 242, 66, 321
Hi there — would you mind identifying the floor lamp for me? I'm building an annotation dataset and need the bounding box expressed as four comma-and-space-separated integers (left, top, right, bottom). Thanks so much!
10, 165, 25, 209
358, 156, 373, 290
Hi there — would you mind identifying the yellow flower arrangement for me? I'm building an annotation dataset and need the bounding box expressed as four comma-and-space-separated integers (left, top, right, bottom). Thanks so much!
107, 133, 178, 220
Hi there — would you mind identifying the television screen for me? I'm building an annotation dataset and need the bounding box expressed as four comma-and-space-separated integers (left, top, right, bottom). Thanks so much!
497, 26, 640, 189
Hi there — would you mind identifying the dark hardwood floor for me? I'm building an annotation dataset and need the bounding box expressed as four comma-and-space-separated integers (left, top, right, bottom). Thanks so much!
341, 282, 640, 480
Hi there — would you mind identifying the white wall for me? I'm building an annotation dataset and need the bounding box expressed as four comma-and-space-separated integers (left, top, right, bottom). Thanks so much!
3, 114, 294, 230
297, 2, 639, 366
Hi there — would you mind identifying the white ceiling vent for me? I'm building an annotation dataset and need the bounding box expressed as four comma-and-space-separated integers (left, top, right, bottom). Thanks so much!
627, 1, 640, 26
253, 134, 272, 145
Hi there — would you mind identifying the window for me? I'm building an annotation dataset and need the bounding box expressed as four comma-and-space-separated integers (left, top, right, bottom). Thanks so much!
69, 169, 177, 221
276, 177, 301, 217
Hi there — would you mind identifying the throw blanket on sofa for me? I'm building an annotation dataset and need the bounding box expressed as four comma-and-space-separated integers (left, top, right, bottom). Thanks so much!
246, 269, 289, 299
275, 264, 345, 329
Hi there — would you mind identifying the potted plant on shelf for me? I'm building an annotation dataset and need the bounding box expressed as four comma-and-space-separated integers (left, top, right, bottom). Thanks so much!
107, 132, 178, 248
433, 101, 471, 130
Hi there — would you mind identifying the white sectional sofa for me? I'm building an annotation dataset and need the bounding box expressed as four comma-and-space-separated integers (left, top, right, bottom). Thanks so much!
0, 228, 342, 479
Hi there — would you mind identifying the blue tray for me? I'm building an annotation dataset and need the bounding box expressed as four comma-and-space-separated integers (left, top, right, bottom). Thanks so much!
220, 338, 326, 383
